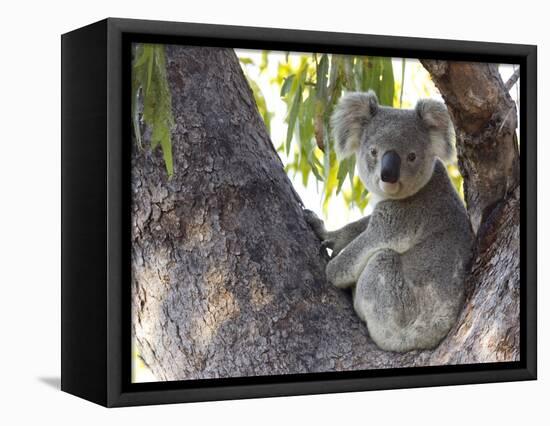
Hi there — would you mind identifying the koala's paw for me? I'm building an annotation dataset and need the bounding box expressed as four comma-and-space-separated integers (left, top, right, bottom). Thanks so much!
325, 260, 337, 284
303, 209, 327, 240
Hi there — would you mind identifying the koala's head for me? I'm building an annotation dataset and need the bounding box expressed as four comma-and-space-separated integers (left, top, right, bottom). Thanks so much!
331, 91, 455, 201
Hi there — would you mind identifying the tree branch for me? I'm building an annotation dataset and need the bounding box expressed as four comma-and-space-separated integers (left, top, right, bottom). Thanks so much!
505, 68, 521, 91
420, 60, 520, 233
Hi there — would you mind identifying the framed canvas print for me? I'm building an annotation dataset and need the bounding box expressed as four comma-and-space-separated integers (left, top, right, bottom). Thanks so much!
61, 18, 537, 407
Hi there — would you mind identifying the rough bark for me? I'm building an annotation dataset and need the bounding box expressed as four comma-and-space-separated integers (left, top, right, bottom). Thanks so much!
132, 47, 520, 382
419, 60, 520, 233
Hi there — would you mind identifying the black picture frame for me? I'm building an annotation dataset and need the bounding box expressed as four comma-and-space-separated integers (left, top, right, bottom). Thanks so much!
61, 17, 537, 407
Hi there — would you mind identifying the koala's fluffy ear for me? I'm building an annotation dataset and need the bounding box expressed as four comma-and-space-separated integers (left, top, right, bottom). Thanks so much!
331, 91, 379, 160
416, 99, 455, 162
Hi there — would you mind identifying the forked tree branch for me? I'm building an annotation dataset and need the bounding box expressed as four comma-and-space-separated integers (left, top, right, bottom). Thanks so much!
505, 68, 521, 91
420, 60, 520, 233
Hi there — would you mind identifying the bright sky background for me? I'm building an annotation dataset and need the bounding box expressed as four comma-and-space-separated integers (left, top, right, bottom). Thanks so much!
236, 49, 520, 230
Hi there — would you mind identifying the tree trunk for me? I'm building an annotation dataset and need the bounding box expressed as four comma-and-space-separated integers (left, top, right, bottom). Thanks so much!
132, 47, 520, 382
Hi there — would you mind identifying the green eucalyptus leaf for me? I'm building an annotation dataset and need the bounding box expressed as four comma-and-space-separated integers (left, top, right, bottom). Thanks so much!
379, 57, 395, 106
328, 55, 342, 103
363, 56, 381, 93
353, 57, 364, 91
316, 54, 329, 100
146, 46, 154, 94
238, 57, 254, 65
132, 43, 175, 177
342, 56, 354, 90
247, 77, 272, 133
348, 155, 356, 186
133, 45, 149, 68
260, 51, 269, 72
280, 74, 295, 97
285, 83, 302, 154
160, 132, 173, 176
309, 159, 324, 181
336, 158, 349, 194
323, 121, 331, 180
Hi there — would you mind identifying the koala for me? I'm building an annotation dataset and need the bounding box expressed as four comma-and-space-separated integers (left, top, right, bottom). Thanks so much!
305, 91, 473, 353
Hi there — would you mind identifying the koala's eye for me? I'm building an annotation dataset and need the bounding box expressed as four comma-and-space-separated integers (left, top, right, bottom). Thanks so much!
407, 152, 417, 162
370, 148, 378, 157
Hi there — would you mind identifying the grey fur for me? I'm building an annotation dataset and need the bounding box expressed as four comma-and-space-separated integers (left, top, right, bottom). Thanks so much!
305, 93, 473, 352
331, 91, 379, 160
415, 98, 455, 162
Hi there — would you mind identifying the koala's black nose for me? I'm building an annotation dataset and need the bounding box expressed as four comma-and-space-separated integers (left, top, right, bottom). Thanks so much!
381, 150, 401, 183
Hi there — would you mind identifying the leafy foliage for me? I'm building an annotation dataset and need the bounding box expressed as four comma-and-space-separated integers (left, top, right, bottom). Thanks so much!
132, 44, 175, 177
253, 53, 396, 214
